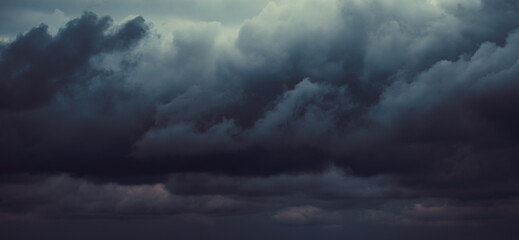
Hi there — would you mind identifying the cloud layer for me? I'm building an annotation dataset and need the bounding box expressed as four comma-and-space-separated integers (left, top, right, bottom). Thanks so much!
1, 0, 519, 236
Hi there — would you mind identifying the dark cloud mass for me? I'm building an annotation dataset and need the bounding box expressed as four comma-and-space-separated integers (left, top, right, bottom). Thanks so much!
1, 0, 519, 239
0, 12, 148, 110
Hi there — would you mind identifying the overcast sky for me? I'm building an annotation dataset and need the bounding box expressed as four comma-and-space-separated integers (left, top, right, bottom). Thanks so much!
1, 0, 519, 239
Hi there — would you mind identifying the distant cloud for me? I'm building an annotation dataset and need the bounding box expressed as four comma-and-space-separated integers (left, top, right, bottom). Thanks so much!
272, 205, 342, 227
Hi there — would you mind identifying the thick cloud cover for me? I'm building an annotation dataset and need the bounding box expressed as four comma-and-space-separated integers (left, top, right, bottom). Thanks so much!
1, 0, 519, 238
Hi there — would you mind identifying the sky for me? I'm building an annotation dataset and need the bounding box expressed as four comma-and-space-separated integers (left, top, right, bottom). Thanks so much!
1, 0, 519, 239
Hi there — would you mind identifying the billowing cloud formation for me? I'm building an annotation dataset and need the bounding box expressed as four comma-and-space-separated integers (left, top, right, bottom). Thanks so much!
1, 0, 519, 235
0, 12, 148, 110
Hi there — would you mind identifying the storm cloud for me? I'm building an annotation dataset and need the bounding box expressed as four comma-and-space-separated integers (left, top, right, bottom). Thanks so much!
1, 0, 519, 239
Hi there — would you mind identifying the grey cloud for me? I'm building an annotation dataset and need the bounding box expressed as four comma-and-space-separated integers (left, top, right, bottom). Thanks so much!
0, 12, 148, 110
135, 78, 352, 157
1, 0, 519, 228
0, 175, 255, 218
2, 0, 519, 180
0, 169, 397, 222
272, 205, 342, 227
363, 197, 519, 225
335, 29, 519, 179
164, 167, 397, 199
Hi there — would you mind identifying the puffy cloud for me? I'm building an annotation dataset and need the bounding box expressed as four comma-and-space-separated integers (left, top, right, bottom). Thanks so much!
1, 0, 519, 229
0, 12, 148, 110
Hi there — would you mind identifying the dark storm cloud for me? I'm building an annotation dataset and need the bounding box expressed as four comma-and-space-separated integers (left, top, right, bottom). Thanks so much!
335, 30, 519, 181
0, 12, 148, 110
1, 0, 519, 227
0, 174, 257, 218
0, 169, 395, 219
